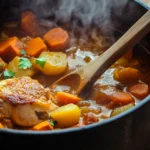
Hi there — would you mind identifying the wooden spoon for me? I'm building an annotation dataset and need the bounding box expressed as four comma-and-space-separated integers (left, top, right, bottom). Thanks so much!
50, 11, 150, 98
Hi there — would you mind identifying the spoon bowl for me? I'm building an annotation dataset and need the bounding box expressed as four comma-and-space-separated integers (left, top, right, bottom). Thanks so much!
50, 11, 150, 99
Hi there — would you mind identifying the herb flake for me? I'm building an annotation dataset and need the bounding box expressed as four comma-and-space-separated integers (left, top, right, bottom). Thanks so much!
19, 58, 32, 69
35, 57, 46, 68
20, 49, 26, 55
3, 69, 15, 79
49, 119, 57, 127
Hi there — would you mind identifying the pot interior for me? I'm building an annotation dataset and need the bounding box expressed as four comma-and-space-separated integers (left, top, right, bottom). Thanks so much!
0, 0, 149, 134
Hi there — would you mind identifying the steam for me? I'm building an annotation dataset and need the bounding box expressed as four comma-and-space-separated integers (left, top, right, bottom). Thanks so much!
21, 0, 130, 28
19, 0, 131, 50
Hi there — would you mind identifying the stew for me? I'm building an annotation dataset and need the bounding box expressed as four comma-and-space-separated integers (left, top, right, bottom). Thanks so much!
0, 11, 149, 131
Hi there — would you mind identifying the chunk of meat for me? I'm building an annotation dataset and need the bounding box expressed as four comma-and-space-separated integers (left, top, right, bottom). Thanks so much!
44, 28, 69, 51
21, 11, 46, 37
0, 37, 23, 62
93, 90, 112, 105
83, 114, 99, 125
92, 86, 115, 105
25, 37, 47, 57
0, 76, 58, 127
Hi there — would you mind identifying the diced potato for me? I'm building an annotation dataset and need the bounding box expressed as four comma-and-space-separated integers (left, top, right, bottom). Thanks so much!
33, 51, 68, 75
110, 103, 134, 117
7, 56, 36, 77
113, 67, 139, 83
50, 104, 81, 128
0, 58, 7, 72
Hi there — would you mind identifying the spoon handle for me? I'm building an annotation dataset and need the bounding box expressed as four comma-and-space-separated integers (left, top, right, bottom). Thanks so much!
79, 11, 150, 97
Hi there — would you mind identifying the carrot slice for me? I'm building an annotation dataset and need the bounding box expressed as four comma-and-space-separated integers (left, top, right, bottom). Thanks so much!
0, 123, 4, 128
44, 28, 69, 51
127, 83, 149, 99
33, 121, 54, 131
56, 92, 82, 105
21, 11, 45, 37
114, 67, 139, 83
111, 91, 134, 105
25, 37, 47, 57
0, 36, 22, 62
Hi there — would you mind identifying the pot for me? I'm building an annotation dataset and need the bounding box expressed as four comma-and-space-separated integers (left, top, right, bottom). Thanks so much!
0, 0, 149, 150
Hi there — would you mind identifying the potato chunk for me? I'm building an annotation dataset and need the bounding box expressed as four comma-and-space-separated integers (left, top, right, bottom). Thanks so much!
7, 56, 36, 77
33, 51, 68, 75
50, 104, 81, 128
113, 67, 139, 83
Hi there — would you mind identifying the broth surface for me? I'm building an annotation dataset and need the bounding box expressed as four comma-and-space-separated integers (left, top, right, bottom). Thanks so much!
0, 11, 149, 130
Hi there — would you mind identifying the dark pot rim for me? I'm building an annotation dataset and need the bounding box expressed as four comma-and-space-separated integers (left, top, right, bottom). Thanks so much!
0, 90, 150, 135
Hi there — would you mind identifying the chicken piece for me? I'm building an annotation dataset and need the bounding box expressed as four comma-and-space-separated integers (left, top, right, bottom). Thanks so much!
0, 76, 58, 127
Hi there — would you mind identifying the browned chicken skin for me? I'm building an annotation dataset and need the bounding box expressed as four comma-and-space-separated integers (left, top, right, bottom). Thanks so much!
0, 76, 58, 127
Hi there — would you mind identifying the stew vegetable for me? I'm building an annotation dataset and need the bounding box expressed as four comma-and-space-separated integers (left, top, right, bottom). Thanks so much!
0, 11, 149, 131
